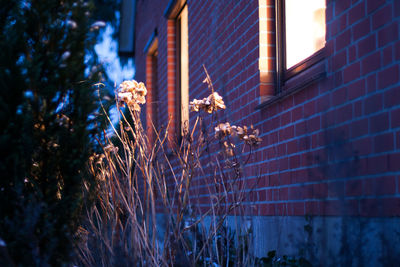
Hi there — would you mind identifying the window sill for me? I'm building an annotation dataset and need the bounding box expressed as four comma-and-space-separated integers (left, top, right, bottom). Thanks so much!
256, 58, 326, 110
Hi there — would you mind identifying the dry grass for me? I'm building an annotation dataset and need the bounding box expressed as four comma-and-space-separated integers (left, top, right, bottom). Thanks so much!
75, 70, 261, 266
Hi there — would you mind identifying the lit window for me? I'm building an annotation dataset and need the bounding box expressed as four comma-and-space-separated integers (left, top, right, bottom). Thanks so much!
285, 0, 326, 69
176, 5, 189, 136
276, 0, 326, 86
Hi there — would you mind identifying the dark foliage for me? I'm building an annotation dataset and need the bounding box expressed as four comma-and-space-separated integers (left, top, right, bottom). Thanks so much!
0, 0, 116, 265
255, 250, 312, 267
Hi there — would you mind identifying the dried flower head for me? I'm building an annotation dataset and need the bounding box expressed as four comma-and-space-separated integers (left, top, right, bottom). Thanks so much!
207, 92, 226, 111
223, 140, 235, 156
231, 125, 262, 146
117, 80, 147, 111
189, 98, 203, 112
215, 122, 232, 139
189, 92, 226, 113
236, 125, 262, 146
215, 123, 262, 146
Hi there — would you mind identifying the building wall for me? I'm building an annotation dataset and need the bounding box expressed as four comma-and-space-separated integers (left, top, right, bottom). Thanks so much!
133, 0, 400, 264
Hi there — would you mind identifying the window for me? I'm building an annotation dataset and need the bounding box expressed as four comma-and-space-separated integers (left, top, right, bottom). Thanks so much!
145, 37, 158, 144
176, 4, 189, 136
164, 0, 188, 144
276, 0, 326, 88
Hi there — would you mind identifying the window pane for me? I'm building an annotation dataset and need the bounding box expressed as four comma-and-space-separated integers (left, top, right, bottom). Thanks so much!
285, 0, 326, 69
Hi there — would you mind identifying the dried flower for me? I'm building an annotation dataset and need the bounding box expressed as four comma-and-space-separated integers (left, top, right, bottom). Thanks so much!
223, 141, 235, 156
189, 92, 225, 113
231, 125, 262, 146
208, 92, 226, 111
117, 80, 147, 111
215, 122, 262, 146
189, 99, 203, 112
215, 122, 232, 139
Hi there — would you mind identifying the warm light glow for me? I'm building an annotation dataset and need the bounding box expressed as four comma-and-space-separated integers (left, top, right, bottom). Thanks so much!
258, 0, 269, 71
179, 5, 189, 134
285, 0, 326, 68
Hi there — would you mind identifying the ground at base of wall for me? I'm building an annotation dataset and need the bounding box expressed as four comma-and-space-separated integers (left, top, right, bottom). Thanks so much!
253, 215, 400, 267
154, 214, 400, 266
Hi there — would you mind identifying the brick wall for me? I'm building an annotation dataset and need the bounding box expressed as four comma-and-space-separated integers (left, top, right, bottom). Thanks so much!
133, 0, 400, 217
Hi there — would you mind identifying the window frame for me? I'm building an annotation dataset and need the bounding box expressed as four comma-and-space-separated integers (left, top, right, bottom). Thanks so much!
275, 0, 326, 92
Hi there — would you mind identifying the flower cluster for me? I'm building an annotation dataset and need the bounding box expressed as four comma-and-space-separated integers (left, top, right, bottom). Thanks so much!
214, 122, 233, 139
232, 125, 262, 146
189, 92, 226, 113
215, 123, 262, 146
117, 80, 147, 111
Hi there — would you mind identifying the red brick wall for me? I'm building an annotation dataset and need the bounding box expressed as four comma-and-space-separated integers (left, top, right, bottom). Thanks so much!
134, 0, 400, 217
135, 0, 169, 134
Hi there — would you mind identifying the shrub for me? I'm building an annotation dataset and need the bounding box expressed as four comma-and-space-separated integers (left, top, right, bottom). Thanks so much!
0, 0, 114, 265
